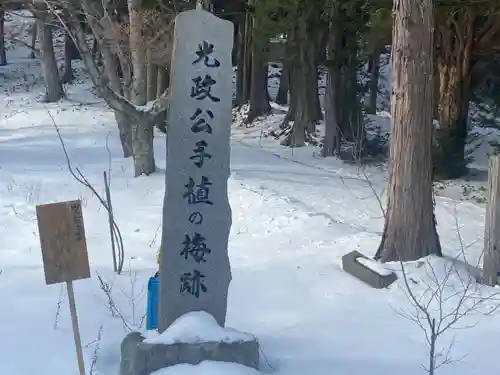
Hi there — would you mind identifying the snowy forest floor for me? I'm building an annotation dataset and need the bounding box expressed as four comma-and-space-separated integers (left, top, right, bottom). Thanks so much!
1, 12, 500, 375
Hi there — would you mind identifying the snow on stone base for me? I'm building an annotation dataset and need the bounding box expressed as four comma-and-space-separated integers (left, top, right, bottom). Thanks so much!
356, 257, 393, 276
342, 250, 398, 289
144, 311, 256, 345
152, 361, 261, 375
120, 311, 260, 375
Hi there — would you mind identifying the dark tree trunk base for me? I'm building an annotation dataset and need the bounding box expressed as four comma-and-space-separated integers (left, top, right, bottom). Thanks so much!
275, 62, 289, 105
279, 123, 317, 148
367, 50, 381, 115
433, 127, 467, 180
61, 67, 74, 84
375, 219, 443, 263
433, 160, 467, 180
155, 113, 167, 134
244, 107, 271, 125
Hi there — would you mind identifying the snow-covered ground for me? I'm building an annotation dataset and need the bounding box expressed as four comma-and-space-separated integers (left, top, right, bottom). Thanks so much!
2, 11, 500, 375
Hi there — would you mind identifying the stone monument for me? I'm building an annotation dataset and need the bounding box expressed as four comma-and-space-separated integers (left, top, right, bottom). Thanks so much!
120, 7, 260, 375
158, 7, 233, 332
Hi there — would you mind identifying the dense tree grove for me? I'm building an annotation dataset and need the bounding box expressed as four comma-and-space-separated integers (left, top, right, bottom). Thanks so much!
2, 0, 500, 262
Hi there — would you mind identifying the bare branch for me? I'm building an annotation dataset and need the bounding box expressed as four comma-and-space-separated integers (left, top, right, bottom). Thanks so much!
44, 106, 126, 274
396, 207, 500, 374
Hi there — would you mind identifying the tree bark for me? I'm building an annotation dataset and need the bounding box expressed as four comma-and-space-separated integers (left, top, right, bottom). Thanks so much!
102, 47, 134, 158
282, 70, 297, 127
434, 14, 474, 179
339, 51, 363, 144
330, 19, 364, 158
115, 111, 134, 158
83, 8, 135, 159
35, 6, 64, 102
376, 0, 442, 262
281, 8, 319, 147
157, 68, 169, 98
235, 12, 252, 106
316, 27, 328, 65
0, 9, 6, 66
147, 67, 158, 103
311, 67, 322, 126
147, 55, 162, 134
154, 67, 168, 133
128, 0, 155, 176
92, 37, 99, 62
244, 15, 271, 124
367, 50, 381, 115
322, 15, 342, 157
282, 4, 321, 146
275, 59, 289, 105
29, 20, 37, 59
276, 34, 292, 106
62, 29, 78, 84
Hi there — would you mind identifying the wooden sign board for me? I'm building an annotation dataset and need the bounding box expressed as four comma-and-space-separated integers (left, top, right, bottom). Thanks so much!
36, 200, 90, 285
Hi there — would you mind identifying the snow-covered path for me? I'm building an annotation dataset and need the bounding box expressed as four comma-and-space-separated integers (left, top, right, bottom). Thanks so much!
232, 140, 383, 236
230, 138, 486, 264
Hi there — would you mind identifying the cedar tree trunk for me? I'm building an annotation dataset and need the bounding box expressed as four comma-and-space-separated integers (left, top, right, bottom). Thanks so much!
367, 49, 381, 115
322, 15, 342, 157
282, 8, 321, 146
244, 15, 271, 124
275, 58, 289, 105
376, 0, 442, 262
434, 15, 474, 179
235, 13, 251, 106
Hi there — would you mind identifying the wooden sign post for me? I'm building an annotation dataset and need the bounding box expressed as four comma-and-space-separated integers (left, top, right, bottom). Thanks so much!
484, 156, 500, 286
36, 200, 90, 375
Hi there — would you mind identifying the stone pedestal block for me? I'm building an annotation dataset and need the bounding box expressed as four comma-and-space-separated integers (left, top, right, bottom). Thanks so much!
342, 250, 397, 289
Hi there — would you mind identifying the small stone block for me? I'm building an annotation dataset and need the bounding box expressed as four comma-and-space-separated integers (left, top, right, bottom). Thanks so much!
342, 250, 397, 289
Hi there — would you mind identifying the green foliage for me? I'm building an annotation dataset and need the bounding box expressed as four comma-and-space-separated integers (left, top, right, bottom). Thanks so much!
249, 0, 387, 50
366, 7, 391, 48
249, 0, 299, 40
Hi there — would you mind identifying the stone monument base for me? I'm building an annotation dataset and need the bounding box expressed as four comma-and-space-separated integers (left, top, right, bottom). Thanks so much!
120, 312, 260, 375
